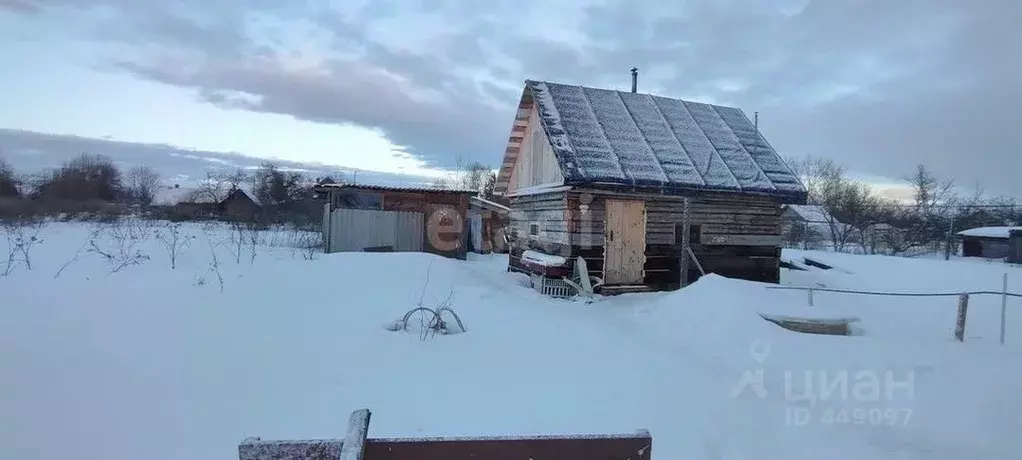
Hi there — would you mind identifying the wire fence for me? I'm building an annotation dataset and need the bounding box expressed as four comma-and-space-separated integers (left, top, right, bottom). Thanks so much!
768, 274, 1015, 344
766, 285, 1022, 299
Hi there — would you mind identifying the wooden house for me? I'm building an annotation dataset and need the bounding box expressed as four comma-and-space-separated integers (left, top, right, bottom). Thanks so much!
780, 204, 847, 249
220, 188, 261, 220
493, 78, 808, 292
314, 184, 475, 259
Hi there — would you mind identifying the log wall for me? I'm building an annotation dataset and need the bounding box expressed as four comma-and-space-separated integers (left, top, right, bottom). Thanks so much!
507, 188, 782, 289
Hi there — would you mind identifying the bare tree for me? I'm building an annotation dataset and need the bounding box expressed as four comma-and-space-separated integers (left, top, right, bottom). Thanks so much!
902, 164, 958, 256
252, 162, 304, 211
0, 152, 19, 198
430, 157, 495, 194
191, 168, 249, 203
125, 165, 162, 207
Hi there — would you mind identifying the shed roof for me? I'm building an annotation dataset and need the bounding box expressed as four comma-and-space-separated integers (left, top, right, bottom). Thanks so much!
783, 204, 838, 224
957, 226, 1022, 239
314, 183, 478, 194
470, 195, 510, 213
497, 80, 807, 204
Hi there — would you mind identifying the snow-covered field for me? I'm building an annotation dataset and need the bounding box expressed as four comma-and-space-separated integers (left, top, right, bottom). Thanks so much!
3, 220, 1022, 459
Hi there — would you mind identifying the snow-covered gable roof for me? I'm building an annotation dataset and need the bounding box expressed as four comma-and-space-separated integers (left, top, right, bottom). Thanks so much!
783, 204, 838, 224
957, 226, 1022, 239
153, 184, 260, 205
495, 80, 807, 204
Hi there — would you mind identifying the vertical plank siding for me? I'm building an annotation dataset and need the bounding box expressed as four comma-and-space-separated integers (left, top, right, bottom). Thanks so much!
328, 208, 424, 253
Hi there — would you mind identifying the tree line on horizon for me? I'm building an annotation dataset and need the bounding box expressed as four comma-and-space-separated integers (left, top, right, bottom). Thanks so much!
0, 151, 498, 222
782, 155, 1022, 255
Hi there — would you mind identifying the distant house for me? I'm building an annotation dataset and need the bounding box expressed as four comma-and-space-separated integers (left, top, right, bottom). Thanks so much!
153, 184, 261, 220
313, 184, 476, 259
780, 204, 846, 247
492, 77, 807, 292
957, 226, 1022, 262
220, 188, 261, 220
468, 195, 510, 254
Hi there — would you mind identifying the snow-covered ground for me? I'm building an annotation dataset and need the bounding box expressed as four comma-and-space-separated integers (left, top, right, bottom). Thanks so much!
2, 221, 1022, 460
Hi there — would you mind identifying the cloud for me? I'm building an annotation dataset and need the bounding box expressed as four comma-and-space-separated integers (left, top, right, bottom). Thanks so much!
5, 0, 1022, 195
0, 128, 441, 188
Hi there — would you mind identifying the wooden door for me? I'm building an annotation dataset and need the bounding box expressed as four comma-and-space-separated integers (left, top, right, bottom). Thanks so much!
603, 199, 646, 285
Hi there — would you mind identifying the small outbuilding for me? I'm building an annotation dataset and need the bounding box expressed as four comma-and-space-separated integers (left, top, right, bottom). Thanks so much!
493, 77, 807, 292
220, 188, 261, 221
957, 226, 1022, 263
313, 184, 475, 259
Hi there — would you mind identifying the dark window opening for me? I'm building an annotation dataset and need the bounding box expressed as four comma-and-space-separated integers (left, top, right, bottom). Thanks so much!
333, 190, 383, 210
674, 224, 702, 245
529, 223, 539, 236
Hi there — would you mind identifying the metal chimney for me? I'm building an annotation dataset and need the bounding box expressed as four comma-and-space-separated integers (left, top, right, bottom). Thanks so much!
754, 111, 759, 129
630, 67, 638, 93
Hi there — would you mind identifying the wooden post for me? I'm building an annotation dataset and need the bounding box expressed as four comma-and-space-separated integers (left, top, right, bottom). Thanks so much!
339, 409, 372, 460
1001, 273, 1008, 345
954, 293, 969, 342
808, 287, 815, 307
944, 213, 955, 261
323, 200, 333, 253
679, 198, 691, 287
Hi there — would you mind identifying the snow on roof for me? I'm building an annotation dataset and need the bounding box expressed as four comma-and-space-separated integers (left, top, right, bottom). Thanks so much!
469, 196, 510, 212
957, 226, 1022, 239
504, 184, 573, 198
520, 80, 807, 204
153, 184, 259, 205
315, 183, 478, 194
783, 204, 838, 224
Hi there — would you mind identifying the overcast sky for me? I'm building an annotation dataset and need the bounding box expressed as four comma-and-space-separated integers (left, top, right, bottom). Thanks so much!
0, 0, 1018, 195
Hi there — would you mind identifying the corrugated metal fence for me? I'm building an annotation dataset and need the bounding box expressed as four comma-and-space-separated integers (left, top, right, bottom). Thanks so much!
326, 208, 424, 253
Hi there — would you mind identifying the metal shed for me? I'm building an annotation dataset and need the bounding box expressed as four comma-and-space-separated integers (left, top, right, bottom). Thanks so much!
313, 184, 475, 260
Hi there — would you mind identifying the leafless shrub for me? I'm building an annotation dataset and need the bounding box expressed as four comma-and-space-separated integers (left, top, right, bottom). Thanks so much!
54, 226, 103, 279
88, 218, 152, 274
287, 227, 322, 260
246, 224, 261, 264
199, 222, 225, 293
2, 217, 47, 276
222, 221, 246, 264
155, 222, 194, 269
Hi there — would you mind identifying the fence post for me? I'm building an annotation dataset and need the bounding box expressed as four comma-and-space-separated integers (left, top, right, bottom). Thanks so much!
1001, 273, 1008, 345
339, 408, 371, 460
955, 293, 969, 341
808, 287, 815, 307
